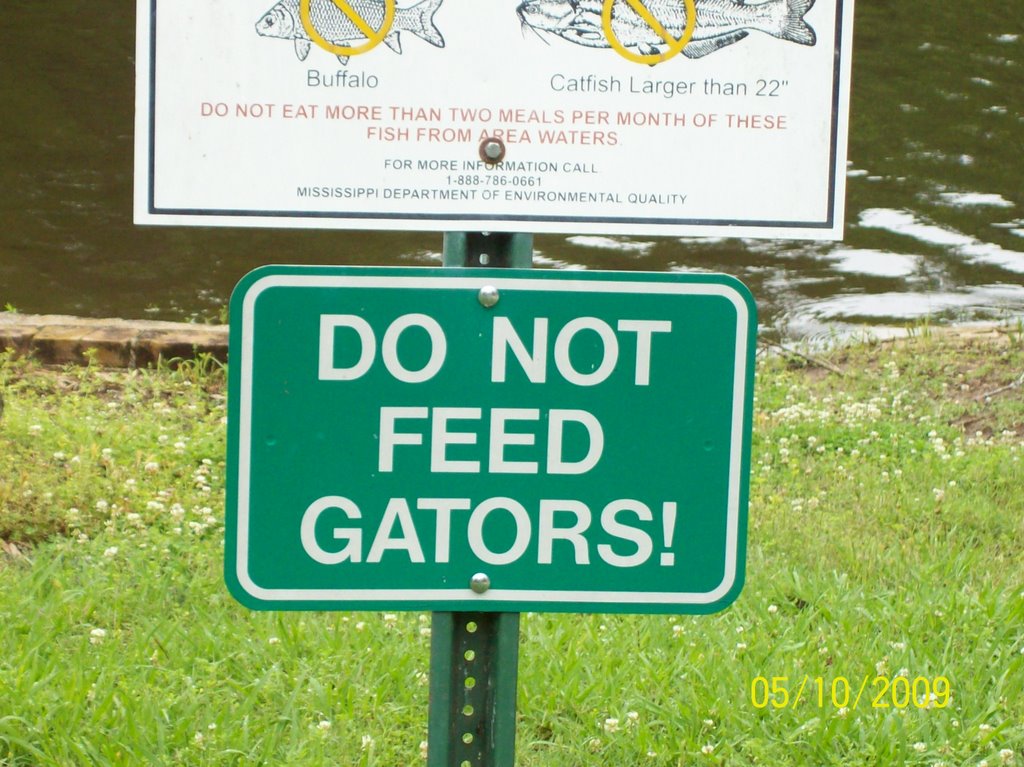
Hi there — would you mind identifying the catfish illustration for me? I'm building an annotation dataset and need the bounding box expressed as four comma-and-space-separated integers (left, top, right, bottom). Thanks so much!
256, 0, 445, 64
516, 0, 815, 59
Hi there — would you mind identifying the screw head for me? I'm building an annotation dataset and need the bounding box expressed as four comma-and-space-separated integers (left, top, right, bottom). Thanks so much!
478, 285, 499, 308
470, 573, 491, 594
479, 137, 505, 164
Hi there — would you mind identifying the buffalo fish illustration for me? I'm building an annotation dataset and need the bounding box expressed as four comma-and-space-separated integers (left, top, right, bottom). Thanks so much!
516, 0, 816, 59
256, 0, 445, 64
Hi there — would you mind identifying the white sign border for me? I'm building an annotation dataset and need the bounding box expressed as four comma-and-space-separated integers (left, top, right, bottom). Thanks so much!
136, 0, 855, 239
233, 273, 752, 606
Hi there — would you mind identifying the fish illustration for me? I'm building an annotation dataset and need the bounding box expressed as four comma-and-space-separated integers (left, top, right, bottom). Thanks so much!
516, 0, 815, 59
256, 0, 445, 64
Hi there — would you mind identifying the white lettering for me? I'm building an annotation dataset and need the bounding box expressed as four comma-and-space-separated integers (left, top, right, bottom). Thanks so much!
553, 317, 619, 386
616, 319, 672, 386
467, 497, 531, 565
491, 316, 548, 383
489, 408, 540, 473
417, 498, 471, 563
381, 313, 447, 383
547, 409, 604, 474
300, 495, 362, 564
379, 407, 428, 472
431, 407, 482, 473
597, 500, 653, 567
538, 500, 591, 564
318, 315, 375, 381
366, 497, 425, 563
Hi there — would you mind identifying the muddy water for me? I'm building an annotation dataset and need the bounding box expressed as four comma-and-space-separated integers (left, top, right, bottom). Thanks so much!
1, 1, 1021, 338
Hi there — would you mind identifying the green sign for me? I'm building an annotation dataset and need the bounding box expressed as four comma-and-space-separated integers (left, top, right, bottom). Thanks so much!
226, 266, 756, 614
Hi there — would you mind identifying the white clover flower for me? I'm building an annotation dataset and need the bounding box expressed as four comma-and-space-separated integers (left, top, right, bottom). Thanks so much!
103, 546, 118, 558
317, 720, 331, 732
419, 627, 431, 637
89, 628, 107, 644
896, 668, 909, 678
626, 711, 639, 723
980, 724, 994, 734
913, 742, 926, 752
194, 732, 204, 744
836, 707, 849, 718
144, 461, 160, 473
999, 750, 1014, 764
419, 740, 429, 759
268, 636, 280, 645
603, 718, 619, 733
355, 621, 366, 631
52, 451, 67, 461
736, 642, 748, 651
383, 613, 398, 624
361, 734, 374, 749
701, 744, 715, 755
768, 604, 778, 614
672, 624, 684, 638
702, 719, 715, 728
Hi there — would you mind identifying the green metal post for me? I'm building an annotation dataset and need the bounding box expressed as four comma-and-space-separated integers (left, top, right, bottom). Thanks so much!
442, 232, 534, 269
428, 231, 532, 767
427, 612, 522, 767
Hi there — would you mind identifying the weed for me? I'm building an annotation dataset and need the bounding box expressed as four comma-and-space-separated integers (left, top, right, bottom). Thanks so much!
0, 333, 1021, 764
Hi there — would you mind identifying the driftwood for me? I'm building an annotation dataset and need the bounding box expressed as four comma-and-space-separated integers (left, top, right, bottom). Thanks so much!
761, 340, 846, 376
981, 371, 1024, 400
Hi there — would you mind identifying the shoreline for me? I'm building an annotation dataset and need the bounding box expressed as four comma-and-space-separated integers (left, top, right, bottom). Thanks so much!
1, 311, 1020, 369
0, 312, 227, 368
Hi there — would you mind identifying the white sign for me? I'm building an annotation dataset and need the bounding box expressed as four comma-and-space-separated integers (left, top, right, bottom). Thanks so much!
135, 0, 855, 238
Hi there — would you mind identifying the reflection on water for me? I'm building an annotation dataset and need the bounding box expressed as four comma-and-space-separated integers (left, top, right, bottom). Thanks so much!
0, 0, 1021, 338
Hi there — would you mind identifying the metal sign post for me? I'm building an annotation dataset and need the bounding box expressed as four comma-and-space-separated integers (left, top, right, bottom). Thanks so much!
428, 611, 521, 767
428, 230, 532, 767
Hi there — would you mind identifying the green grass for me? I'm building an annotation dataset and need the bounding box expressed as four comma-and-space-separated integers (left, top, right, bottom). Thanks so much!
1, 330, 1022, 765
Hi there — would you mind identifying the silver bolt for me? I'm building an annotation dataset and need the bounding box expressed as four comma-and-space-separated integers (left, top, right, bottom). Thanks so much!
482, 140, 502, 160
478, 285, 499, 308
470, 573, 491, 594
479, 137, 505, 164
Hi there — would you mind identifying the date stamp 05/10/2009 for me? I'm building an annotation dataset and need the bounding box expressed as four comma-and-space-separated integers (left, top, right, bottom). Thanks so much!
750, 675, 952, 713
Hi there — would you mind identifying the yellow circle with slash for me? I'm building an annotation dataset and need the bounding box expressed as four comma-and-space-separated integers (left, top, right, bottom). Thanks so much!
602, 0, 697, 65
300, 0, 396, 57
